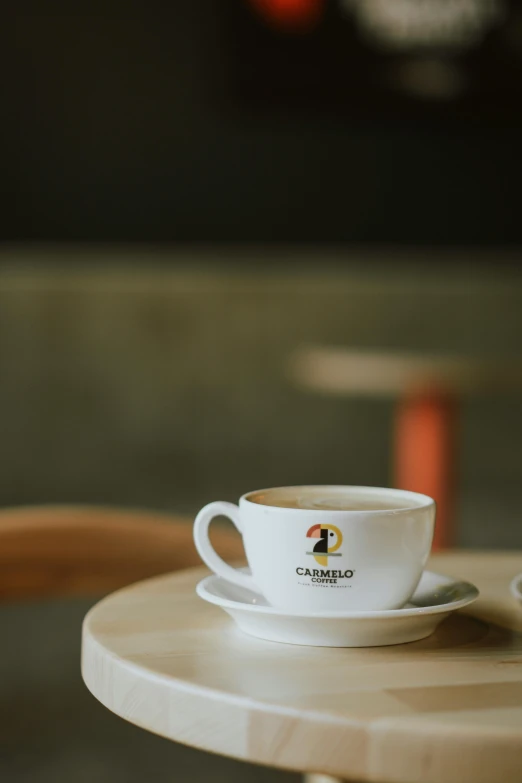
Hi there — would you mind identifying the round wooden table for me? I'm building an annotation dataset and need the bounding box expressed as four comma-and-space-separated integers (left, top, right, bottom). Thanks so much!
82, 552, 522, 783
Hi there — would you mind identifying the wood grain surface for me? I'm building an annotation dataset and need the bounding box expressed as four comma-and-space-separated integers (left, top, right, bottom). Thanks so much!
82, 551, 522, 782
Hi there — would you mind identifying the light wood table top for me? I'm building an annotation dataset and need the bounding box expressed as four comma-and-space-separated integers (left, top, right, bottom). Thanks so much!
82, 552, 522, 783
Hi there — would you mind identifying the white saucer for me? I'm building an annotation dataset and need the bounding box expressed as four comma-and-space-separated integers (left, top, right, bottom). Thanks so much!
196, 570, 479, 647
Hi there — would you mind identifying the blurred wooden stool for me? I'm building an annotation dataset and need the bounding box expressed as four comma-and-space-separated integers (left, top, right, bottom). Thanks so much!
0, 505, 244, 602
289, 347, 522, 549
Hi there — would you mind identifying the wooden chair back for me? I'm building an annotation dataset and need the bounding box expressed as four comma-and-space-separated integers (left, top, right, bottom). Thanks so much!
0, 505, 243, 602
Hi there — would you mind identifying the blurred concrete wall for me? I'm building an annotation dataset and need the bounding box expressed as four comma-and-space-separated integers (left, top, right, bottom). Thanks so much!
0, 247, 520, 547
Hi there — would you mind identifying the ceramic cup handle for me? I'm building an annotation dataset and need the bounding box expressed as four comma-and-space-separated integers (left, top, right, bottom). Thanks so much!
193, 501, 258, 592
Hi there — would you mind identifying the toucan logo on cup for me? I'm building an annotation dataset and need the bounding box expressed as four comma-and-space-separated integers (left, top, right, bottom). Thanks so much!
295, 524, 354, 584
306, 523, 343, 566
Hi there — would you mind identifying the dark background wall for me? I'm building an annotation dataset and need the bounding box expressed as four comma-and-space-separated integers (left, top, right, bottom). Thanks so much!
3, 0, 522, 245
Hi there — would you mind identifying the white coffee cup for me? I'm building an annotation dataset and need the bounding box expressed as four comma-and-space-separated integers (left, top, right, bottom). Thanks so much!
194, 485, 435, 613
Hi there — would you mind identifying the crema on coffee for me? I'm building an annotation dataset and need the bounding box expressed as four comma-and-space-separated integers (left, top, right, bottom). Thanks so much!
248, 486, 420, 511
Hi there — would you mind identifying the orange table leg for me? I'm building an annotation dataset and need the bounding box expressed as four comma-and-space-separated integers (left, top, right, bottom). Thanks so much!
393, 391, 457, 550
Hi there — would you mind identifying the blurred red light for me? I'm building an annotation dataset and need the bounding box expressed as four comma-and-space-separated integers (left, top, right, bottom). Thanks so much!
248, 0, 324, 30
